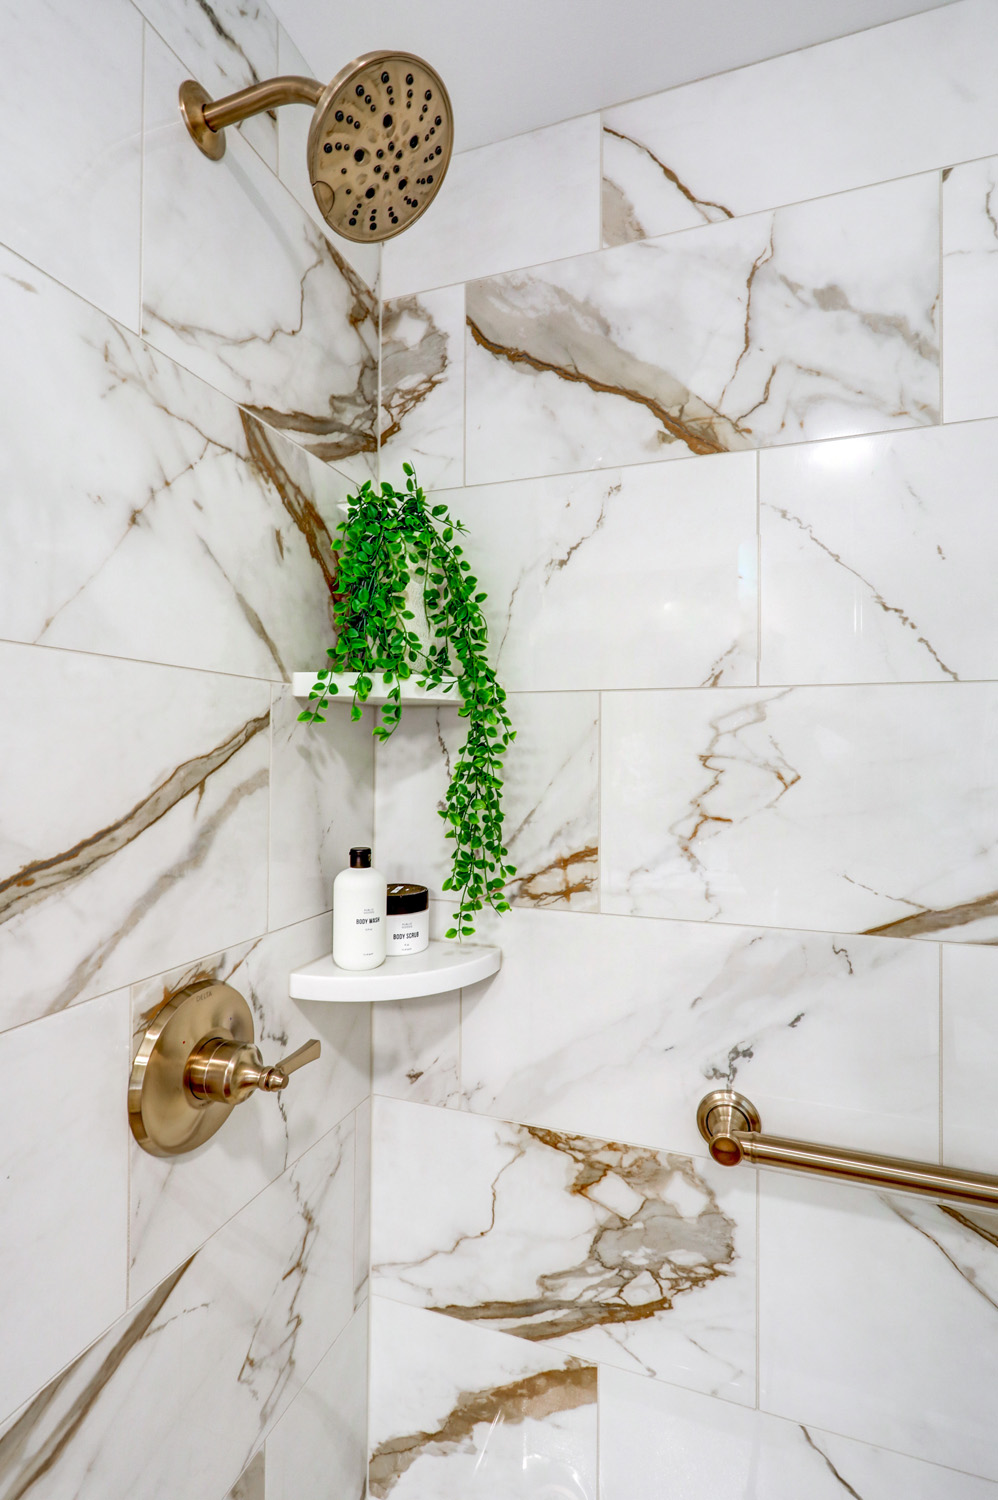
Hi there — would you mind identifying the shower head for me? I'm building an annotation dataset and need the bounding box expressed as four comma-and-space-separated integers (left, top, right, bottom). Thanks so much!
179, 51, 453, 244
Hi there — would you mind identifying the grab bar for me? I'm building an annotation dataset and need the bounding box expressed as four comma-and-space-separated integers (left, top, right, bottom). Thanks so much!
696, 1090, 998, 1210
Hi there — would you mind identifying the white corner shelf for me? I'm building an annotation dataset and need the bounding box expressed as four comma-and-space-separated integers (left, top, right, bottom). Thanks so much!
292, 672, 458, 706
289, 940, 500, 1003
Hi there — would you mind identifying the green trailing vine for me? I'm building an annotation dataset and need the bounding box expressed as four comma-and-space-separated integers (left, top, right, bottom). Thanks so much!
299, 464, 516, 939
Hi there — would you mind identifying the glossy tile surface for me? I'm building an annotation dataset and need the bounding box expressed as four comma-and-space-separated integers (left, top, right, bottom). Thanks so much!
369, 1297, 597, 1499
600, 1365, 998, 1499
0, 992, 129, 1426
601, 684, 998, 939
381, 116, 601, 298
0, 642, 269, 1031
942, 153, 998, 423
269, 688, 375, 930
0, 0, 142, 325
374, 692, 599, 911
142, 30, 378, 474
467, 175, 940, 485
128, 917, 370, 1302
267, 1305, 368, 1500
759, 1173, 998, 1478
0, 245, 345, 680
451, 453, 757, 690
942, 943, 998, 1172
373, 992, 461, 1107
372, 1099, 756, 1404
0, 1123, 355, 1500
460, 908, 939, 1159
381, 284, 465, 492
136, 0, 279, 166
760, 421, 998, 683
602, 0, 998, 246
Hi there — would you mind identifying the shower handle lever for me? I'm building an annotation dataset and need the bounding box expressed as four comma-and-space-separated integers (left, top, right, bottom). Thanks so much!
180, 75, 323, 159
186, 1035, 321, 1105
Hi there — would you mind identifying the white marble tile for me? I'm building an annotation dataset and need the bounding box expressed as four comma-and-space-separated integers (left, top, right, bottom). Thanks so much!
369, 1297, 597, 1499
466, 174, 940, 486
228, 1449, 265, 1500
759, 1172, 998, 1479
374, 692, 599, 912
460, 908, 939, 1160
0, 246, 348, 681
142, 29, 378, 476
373, 992, 461, 1106
599, 1364, 998, 1500
0, 1121, 355, 1500
451, 454, 757, 690
0, 641, 269, 1031
371, 1099, 756, 1405
601, 683, 998, 940
354, 1096, 372, 1309
275, 24, 381, 292
136, 0, 278, 167
0, 992, 129, 1427
381, 285, 465, 492
942, 154, 998, 423
602, 0, 998, 248
269, 687, 375, 930
761, 421, 998, 684
943, 944, 998, 1173
381, 116, 601, 299
129, 916, 370, 1302
0, 0, 142, 326
267, 1305, 368, 1500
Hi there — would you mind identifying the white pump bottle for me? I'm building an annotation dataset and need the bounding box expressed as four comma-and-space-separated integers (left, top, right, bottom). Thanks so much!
332, 846, 387, 970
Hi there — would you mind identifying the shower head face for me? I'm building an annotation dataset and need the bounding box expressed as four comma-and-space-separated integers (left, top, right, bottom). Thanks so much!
307, 51, 453, 243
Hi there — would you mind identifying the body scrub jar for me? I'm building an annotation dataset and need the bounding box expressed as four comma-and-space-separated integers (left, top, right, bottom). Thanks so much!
386, 883, 429, 955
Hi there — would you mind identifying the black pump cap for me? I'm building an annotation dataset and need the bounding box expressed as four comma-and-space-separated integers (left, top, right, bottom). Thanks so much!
349, 846, 372, 868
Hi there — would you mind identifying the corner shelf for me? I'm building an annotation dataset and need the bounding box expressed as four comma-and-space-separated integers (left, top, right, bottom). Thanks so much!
292, 672, 458, 706
289, 940, 500, 1003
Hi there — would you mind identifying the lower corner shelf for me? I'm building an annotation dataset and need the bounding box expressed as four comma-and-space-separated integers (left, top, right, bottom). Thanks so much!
288, 940, 501, 1003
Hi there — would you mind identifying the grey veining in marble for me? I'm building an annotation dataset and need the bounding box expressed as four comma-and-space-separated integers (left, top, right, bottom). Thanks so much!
372, 1101, 756, 1403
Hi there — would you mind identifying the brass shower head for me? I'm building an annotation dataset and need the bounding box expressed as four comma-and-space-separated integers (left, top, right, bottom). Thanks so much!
179, 51, 453, 244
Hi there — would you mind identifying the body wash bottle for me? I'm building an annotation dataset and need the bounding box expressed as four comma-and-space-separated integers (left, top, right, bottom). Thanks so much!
332, 847, 386, 970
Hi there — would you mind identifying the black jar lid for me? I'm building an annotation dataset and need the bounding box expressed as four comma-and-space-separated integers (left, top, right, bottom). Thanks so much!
387, 882, 429, 914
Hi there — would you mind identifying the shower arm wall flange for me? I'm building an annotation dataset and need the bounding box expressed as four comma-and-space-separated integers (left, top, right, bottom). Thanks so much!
179, 76, 324, 160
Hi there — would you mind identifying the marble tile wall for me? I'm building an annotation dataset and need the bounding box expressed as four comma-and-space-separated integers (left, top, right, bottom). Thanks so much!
371, 0, 998, 1492
0, 2, 374, 1496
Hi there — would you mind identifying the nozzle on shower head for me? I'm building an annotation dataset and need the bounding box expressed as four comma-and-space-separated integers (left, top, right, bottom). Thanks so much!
179, 51, 453, 245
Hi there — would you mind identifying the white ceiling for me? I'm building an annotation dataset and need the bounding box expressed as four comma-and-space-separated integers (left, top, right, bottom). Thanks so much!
270, 0, 959, 153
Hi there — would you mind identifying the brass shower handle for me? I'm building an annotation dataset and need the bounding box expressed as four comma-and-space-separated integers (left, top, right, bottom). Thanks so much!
186, 1035, 321, 1104
129, 981, 322, 1157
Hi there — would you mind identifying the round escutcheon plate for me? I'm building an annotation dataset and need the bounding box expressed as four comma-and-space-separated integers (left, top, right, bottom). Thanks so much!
129, 981, 254, 1157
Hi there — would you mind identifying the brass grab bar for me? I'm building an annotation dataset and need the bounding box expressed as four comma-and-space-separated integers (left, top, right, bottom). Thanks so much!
696, 1089, 998, 1210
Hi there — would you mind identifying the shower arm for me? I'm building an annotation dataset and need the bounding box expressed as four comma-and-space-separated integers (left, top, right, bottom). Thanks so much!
180, 75, 324, 159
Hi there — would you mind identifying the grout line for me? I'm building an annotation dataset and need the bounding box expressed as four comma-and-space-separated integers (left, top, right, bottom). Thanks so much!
938, 163, 946, 422
755, 1165, 761, 1410
938, 941, 945, 1165
265, 682, 274, 932
136, 20, 146, 337
755, 449, 762, 688
596, 690, 604, 914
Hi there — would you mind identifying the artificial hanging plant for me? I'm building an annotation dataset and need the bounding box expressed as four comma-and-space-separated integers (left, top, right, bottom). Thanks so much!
299, 464, 516, 939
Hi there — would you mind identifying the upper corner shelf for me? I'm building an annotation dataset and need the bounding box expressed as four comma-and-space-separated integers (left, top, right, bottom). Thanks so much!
292, 672, 459, 706
289, 939, 500, 1004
